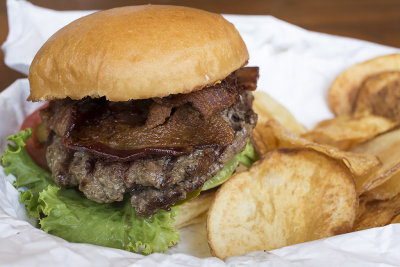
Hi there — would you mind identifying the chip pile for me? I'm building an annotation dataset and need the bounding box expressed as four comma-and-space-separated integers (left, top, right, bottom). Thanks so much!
206, 53, 400, 259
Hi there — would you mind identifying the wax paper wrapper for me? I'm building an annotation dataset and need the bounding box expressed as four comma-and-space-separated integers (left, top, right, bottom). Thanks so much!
1, 0, 400, 266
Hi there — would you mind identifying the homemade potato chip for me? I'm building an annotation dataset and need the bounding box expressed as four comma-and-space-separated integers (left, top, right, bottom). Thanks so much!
252, 123, 277, 155
207, 149, 357, 259
302, 114, 397, 150
392, 214, 400, 224
362, 171, 400, 202
357, 197, 367, 217
354, 71, 400, 122
354, 194, 400, 231
328, 54, 400, 116
222, 53, 400, 253
253, 119, 380, 176
253, 91, 307, 135
173, 190, 216, 229
351, 129, 400, 194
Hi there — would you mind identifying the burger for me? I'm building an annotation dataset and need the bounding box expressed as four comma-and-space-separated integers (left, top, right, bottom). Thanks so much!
2, 5, 259, 254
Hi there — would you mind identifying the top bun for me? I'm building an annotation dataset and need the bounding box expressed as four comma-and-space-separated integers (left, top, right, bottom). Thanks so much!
28, 5, 249, 101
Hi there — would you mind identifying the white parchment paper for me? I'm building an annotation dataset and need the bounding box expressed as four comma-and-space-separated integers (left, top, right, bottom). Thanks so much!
1, 0, 400, 266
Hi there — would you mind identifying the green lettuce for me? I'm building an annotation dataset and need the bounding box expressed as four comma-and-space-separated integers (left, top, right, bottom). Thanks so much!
38, 185, 178, 254
176, 141, 259, 204
1, 130, 258, 254
202, 141, 259, 191
1, 130, 179, 254
1, 129, 55, 218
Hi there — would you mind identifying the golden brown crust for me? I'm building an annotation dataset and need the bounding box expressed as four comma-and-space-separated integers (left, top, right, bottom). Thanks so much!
28, 5, 249, 101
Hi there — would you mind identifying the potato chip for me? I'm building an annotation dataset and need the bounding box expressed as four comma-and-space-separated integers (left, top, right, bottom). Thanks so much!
354, 194, 400, 231
253, 119, 380, 176
302, 114, 397, 150
328, 54, 400, 116
351, 129, 400, 194
362, 171, 400, 202
173, 190, 216, 229
251, 123, 277, 155
392, 214, 400, 224
207, 149, 357, 259
357, 196, 368, 217
253, 91, 306, 134
354, 71, 400, 122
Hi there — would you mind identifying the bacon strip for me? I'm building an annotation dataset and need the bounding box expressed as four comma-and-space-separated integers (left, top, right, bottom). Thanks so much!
153, 67, 259, 118
235, 67, 259, 91
67, 104, 234, 155
153, 79, 237, 119
145, 102, 172, 129
41, 67, 259, 161
40, 99, 78, 138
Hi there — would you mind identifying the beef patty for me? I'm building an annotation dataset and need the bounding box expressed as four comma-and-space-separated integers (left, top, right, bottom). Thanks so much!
45, 91, 256, 216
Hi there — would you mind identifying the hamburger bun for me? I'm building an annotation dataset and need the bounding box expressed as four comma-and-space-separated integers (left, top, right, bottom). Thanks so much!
28, 5, 249, 102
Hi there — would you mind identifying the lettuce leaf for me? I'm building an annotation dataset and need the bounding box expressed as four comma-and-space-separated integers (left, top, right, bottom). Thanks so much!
1, 129, 55, 218
1, 130, 258, 254
1, 130, 179, 254
202, 141, 259, 191
38, 185, 179, 254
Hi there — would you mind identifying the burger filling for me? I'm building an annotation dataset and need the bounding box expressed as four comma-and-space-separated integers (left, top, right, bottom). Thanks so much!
40, 67, 258, 216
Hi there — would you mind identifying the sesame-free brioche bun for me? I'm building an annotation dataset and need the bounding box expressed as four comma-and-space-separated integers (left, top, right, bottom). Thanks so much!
28, 5, 249, 102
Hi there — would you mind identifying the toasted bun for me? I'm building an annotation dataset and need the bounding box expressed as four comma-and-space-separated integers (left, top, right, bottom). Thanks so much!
28, 5, 249, 102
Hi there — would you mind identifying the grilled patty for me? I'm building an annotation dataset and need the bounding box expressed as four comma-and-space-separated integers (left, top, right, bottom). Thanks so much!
45, 91, 256, 216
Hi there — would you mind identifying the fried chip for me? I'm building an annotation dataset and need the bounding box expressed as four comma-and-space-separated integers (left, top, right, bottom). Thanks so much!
351, 129, 400, 194
253, 119, 380, 176
354, 71, 400, 122
362, 172, 400, 202
173, 190, 216, 229
392, 214, 400, 224
207, 149, 357, 259
251, 123, 277, 155
328, 54, 400, 116
302, 114, 397, 150
354, 194, 400, 231
253, 91, 306, 134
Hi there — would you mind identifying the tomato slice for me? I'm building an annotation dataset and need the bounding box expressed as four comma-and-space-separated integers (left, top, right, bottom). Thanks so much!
20, 103, 49, 171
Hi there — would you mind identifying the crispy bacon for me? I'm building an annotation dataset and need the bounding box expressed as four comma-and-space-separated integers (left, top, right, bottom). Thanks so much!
41, 67, 259, 161
40, 99, 77, 138
145, 102, 172, 129
152, 67, 259, 118
67, 104, 234, 161
235, 67, 259, 91
153, 78, 237, 119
